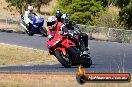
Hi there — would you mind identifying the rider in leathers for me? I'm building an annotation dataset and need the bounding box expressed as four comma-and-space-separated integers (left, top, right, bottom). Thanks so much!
61, 14, 89, 52
24, 5, 40, 33
55, 9, 63, 22
47, 16, 63, 40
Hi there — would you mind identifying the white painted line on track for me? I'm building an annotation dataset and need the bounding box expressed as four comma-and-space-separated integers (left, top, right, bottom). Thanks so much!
0, 43, 48, 52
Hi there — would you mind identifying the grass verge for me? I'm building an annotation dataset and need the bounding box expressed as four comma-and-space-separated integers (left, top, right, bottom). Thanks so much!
0, 74, 131, 87
0, 43, 58, 66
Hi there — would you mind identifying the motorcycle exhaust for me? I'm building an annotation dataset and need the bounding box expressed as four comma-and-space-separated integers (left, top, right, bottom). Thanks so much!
20, 23, 28, 31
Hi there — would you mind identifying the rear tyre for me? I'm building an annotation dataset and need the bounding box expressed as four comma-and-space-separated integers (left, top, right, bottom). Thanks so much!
55, 50, 72, 68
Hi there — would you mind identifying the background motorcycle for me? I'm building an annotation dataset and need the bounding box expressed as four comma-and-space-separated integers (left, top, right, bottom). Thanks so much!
21, 15, 47, 37
46, 32, 92, 68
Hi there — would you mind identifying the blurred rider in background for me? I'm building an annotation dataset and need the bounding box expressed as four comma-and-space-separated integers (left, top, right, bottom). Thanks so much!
24, 5, 40, 32
61, 14, 89, 52
55, 9, 63, 22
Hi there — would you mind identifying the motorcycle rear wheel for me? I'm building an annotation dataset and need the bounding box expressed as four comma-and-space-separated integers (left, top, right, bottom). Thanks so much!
55, 50, 72, 68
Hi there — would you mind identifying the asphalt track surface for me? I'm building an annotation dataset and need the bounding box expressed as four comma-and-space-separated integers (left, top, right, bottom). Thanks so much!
0, 32, 132, 73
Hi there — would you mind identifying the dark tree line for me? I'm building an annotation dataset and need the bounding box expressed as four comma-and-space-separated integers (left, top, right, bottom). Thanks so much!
5, 0, 51, 15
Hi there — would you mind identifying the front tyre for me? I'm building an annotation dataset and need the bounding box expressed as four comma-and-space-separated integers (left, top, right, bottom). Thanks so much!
55, 50, 72, 68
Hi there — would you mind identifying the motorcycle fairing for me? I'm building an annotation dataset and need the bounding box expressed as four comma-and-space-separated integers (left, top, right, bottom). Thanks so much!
61, 39, 75, 48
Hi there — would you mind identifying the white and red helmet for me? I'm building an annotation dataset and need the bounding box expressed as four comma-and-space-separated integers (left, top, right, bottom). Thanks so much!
47, 16, 58, 30
28, 5, 33, 12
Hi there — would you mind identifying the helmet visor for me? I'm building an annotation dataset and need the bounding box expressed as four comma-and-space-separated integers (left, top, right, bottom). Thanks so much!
47, 21, 56, 26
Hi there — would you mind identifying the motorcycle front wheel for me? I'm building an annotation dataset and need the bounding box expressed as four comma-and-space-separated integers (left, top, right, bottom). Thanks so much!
55, 50, 72, 68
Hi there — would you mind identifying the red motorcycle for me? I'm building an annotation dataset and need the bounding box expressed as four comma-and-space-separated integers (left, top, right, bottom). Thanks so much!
46, 32, 92, 68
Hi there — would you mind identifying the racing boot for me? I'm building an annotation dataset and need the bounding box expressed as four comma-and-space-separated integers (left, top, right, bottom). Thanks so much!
80, 47, 90, 61
81, 47, 90, 56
